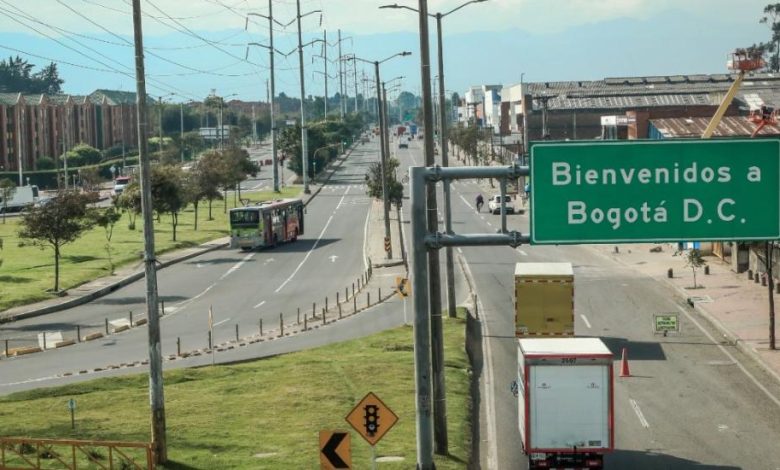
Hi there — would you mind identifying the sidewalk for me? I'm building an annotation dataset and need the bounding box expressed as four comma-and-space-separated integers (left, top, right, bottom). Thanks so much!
589, 242, 780, 383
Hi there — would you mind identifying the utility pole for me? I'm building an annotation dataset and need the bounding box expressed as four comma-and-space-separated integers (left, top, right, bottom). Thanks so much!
251, 104, 257, 144
417, 0, 445, 460
269, 0, 280, 191
296, 0, 311, 194
353, 57, 359, 113
381, 80, 392, 259
131, 0, 166, 463
338, 29, 344, 119
158, 96, 163, 153
179, 102, 184, 163
323, 30, 329, 118
435, 13, 456, 322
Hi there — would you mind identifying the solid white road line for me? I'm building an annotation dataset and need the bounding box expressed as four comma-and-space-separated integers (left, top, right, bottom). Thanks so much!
276, 188, 351, 293
580, 314, 592, 329
459, 257, 499, 469
253, 300, 266, 309
220, 252, 255, 280
676, 305, 780, 408
362, 186, 371, 271
630, 398, 650, 428
212, 318, 230, 328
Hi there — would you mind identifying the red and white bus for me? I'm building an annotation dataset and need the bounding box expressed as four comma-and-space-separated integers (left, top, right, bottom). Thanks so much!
229, 198, 304, 251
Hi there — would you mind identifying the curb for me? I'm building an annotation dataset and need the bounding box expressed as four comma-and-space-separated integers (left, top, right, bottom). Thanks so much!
0, 241, 227, 324
595, 246, 780, 388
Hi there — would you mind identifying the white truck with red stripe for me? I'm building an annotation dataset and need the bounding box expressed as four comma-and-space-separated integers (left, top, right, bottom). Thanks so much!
515, 262, 575, 337
517, 338, 614, 469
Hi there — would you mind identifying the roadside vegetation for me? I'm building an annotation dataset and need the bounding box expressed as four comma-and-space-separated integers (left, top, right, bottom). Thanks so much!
0, 315, 472, 469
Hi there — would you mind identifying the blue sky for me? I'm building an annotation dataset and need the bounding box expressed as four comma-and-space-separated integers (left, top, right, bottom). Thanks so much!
0, 1, 771, 102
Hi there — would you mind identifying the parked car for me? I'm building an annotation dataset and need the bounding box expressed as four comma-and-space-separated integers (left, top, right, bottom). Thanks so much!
488, 194, 515, 214
399, 142, 409, 149
113, 176, 131, 195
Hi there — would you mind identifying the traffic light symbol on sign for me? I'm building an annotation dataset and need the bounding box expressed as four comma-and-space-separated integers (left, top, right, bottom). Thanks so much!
364, 404, 379, 436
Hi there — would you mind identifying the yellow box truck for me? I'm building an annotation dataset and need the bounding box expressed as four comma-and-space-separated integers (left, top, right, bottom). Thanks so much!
514, 262, 574, 337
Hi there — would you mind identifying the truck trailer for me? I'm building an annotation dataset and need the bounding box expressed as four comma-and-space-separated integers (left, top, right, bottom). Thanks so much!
0, 185, 39, 213
517, 337, 614, 469
514, 262, 575, 336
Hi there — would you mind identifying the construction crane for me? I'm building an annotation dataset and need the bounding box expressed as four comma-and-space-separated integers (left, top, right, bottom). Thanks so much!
702, 48, 765, 138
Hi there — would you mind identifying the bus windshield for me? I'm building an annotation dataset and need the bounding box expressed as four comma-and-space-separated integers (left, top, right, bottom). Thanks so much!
230, 209, 260, 226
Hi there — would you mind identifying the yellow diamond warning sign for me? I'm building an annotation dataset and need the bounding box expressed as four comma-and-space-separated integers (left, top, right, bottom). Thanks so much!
345, 392, 398, 446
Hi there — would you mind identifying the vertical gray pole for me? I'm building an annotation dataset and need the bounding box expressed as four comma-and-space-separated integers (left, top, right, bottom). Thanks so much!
131, 0, 166, 463
381, 81, 392, 259
410, 167, 433, 469
269, 0, 280, 192
323, 30, 329, 118
159, 96, 164, 152
437, 14, 456, 320
296, 0, 310, 195
179, 102, 184, 163
353, 56, 359, 113
417, 0, 447, 455
338, 29, 344, 119
252, 104, 257, 143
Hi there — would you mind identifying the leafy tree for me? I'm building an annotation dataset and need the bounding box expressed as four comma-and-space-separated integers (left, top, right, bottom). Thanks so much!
685, 248, 707, 289
151, 165, 186, 241
0, 178, 14, 223
220, 146, 256, 209
79, 167, 103, 192
196, 150, 225, 220
32, 62, 63, 94
65, 144, 102, 167
365, 157, 404, 208
761, 3, 780, 72
0, 56, 63, 93
18, 191, 97, 292
91, 207, 122, 274
36, 157, 56, 170
115, 182, 141, 229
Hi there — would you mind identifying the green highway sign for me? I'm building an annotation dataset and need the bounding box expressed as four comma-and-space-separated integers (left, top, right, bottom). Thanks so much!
653, 313, 679, 333
530, 139, 780, 244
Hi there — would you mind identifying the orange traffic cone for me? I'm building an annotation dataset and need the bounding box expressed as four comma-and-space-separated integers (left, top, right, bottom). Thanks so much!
619, 347, 631, 377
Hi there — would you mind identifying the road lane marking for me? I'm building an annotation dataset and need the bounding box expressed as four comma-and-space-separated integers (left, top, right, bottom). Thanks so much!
212, 318, 230, 328
277, 188, 351, 293
220, 253, 255, 280
362, 188, 371, 271
459, 256, 498, 469
629, 399, 650, 428
457, 247, 463, 254
253, 300, 266, 309
517, 249, 528, 256
676, 305, 780, 408
580, 314, 592, 329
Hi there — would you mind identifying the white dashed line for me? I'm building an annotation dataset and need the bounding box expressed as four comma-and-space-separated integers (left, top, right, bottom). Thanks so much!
212, 318, 230, 328
580, 314, 592, 329
630, 399, 650, 428
517, 249, 528, 256
253, 300, 266, 309
220, 253, 255, 280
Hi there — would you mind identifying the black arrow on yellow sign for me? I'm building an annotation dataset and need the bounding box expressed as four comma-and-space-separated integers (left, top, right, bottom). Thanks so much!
320, 431, 351, 469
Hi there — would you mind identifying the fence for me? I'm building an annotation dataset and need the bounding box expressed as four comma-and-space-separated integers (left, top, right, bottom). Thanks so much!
0, 437, 153, 470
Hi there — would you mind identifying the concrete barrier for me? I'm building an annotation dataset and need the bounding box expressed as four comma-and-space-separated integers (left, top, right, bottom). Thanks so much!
55, 339, 76, 348
10, 346, 43, 356
83, 332, 104, 341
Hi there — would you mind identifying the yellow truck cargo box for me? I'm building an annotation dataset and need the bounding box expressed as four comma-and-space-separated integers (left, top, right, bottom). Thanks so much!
514, 262, 574, 337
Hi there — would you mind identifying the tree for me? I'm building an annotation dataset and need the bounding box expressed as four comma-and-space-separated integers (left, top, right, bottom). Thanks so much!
0, 56, 63, 94
761, 4, 780, 72
685, 248, 707, 289
115, 182, 141, 229
151, 165, 186, 241
18, 191, 97, 292
220, 146, 256, 209
196, 150, 225, 220
79, 167, 103, 192
365, 157, 404, 208
764, 242, 777, 350
92, 207, 122, 274
32, 62, 63, 94
0, 178, 14, 224
65, 144, 102, 167
36, 157, 56, 170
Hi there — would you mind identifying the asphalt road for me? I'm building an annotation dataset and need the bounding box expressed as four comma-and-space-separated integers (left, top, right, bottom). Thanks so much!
0, 139, 382, 393
4, 134, 780, 470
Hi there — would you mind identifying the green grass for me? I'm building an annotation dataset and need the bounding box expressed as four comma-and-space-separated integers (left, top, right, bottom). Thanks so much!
0, 187, 302, 311
0, 313, 472, 469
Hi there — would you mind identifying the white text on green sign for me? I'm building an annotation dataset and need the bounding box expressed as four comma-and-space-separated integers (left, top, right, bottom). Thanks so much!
530, 140, 780, 244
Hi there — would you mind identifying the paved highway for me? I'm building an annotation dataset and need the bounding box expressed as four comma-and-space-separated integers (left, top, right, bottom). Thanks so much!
0, 139, 382, 392
389, 136, 780, 468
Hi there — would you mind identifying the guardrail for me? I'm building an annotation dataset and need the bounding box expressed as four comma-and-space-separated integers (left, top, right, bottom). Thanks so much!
0, 437, 153, 469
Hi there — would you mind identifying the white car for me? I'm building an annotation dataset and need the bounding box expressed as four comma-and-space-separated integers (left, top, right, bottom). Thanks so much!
488, 195, 515, 214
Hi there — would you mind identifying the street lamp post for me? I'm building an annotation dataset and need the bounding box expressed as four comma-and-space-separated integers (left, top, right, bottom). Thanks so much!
351, 52, 412, 261
380, 1, 488, 462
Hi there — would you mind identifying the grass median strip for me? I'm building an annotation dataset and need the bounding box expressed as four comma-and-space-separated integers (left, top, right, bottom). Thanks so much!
0, 187, 301, 312
0, 313, 471, 469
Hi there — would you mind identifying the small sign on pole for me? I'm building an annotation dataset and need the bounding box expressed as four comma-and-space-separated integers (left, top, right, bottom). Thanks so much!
653, 313, 680, 336
345, 392, 399, 446
319, 430, 351, 469
67, 398, 76, 429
